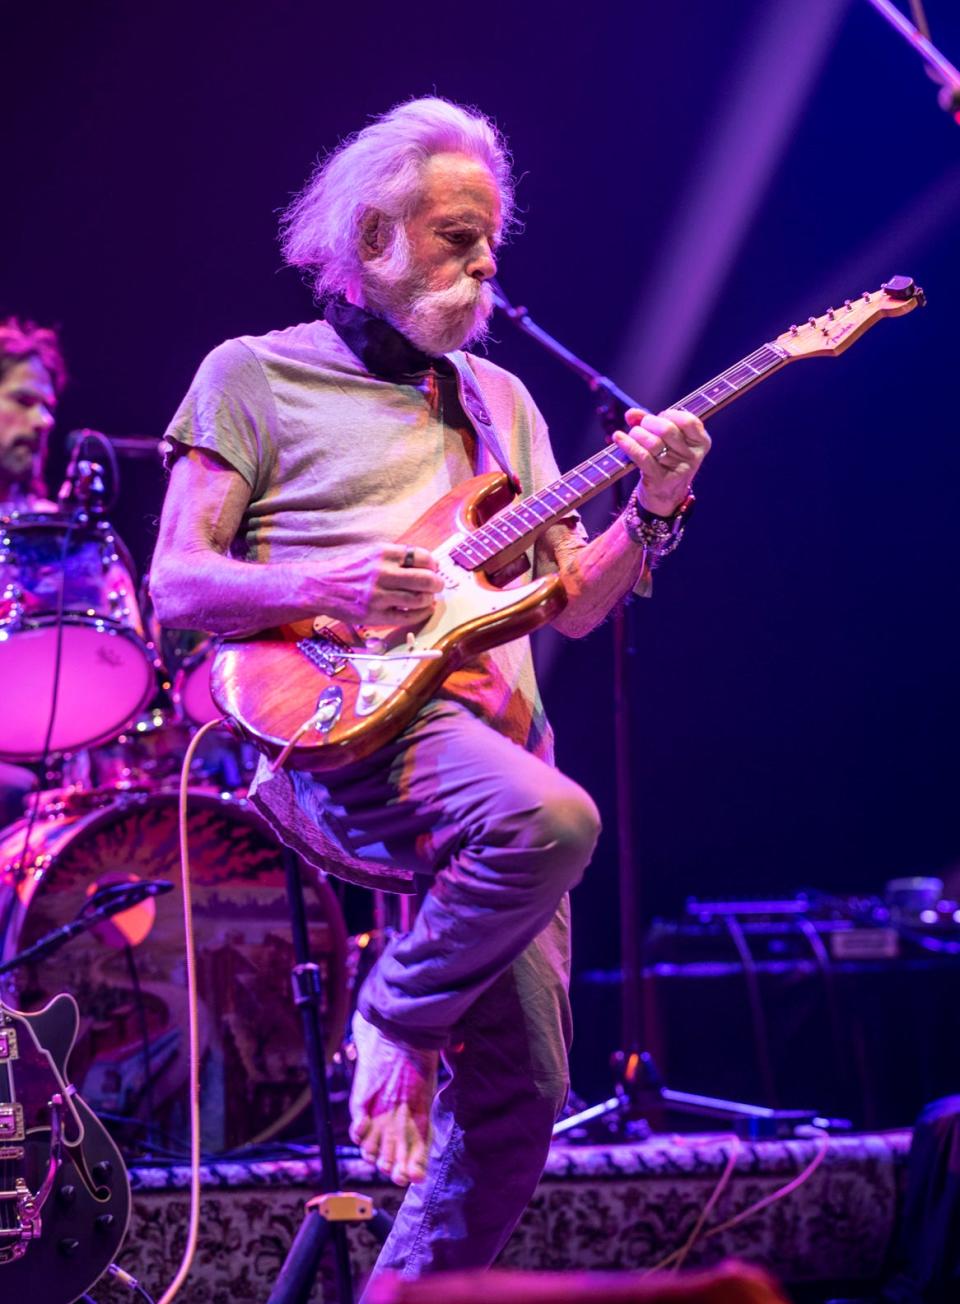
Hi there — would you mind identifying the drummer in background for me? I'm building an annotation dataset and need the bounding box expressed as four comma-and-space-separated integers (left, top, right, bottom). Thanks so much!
0, 316, 66, 821
0, 317, 64, 512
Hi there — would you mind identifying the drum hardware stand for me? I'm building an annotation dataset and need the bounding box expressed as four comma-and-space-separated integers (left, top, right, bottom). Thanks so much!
122, 941, 159, 1151
7, 452, 113, 881
269, 847, 391, 1304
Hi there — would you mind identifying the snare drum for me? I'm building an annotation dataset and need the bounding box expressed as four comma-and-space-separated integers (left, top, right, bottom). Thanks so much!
0, 513, 159, 759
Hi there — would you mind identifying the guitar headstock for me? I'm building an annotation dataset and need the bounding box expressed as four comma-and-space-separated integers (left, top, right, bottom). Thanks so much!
776, 276, 925, 359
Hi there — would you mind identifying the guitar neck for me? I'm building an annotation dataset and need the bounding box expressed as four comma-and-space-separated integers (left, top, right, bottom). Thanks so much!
450, 340, 790, 572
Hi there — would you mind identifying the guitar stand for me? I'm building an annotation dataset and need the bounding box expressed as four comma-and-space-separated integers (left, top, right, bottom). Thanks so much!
268, 848, 391, 1304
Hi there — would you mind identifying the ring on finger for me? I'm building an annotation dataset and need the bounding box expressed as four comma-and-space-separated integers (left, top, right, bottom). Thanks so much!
402, 548, 416, 568
655, 443, 670, 462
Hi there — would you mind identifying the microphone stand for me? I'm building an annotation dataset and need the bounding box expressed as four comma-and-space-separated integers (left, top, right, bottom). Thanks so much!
864, 0, 960, 121
0, 882, 174, 977
489, 285, 846, 1142
489, 280, 651, 1069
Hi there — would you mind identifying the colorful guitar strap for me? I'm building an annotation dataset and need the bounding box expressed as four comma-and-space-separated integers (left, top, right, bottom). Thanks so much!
446, 350, 522, 495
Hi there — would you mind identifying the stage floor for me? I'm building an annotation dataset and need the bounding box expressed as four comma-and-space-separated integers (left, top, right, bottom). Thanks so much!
85, 1127, 911, 1301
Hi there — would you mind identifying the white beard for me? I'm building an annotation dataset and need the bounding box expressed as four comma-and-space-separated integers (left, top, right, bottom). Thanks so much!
361, 232, 494, 356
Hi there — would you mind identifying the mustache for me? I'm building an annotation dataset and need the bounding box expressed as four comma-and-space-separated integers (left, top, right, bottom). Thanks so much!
361, 251, 494, 353
410, 276, 490, 312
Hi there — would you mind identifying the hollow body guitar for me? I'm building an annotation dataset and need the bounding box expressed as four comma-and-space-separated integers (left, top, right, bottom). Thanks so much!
211, 278, 924, 773
0, 994, 131, 1302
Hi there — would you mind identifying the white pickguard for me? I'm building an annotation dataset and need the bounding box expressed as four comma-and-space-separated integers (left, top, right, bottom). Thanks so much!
346, 541, 543, 716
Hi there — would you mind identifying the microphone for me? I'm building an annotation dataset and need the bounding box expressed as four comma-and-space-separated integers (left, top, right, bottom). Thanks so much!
488, 277, 514, 314
86, 879, 174, 910
58, 429, 118, 513
56, 429, 90, 506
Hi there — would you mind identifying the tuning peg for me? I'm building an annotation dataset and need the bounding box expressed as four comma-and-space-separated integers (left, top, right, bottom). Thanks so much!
826, 308, 836, 320
844, 299, 853, 310
807, 316, 817, 326
789, 325, 799, 335
862, 292, 871, 301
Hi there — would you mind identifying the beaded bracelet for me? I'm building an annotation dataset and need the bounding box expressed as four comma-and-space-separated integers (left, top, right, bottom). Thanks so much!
623, 490, 695, 568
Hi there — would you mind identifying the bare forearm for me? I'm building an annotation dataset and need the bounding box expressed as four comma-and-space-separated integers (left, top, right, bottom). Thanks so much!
150, 538, 442, 637
150, 548, 330, 636
551, 514, 646, 639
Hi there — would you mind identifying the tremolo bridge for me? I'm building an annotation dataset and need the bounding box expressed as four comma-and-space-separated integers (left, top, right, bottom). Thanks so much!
296, 627, 442, 721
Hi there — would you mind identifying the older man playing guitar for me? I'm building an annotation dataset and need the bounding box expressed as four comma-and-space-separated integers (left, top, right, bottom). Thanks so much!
150, 97, 710, 1286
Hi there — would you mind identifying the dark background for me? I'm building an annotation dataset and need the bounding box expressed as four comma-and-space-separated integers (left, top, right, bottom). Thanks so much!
5, 0, 959, 1106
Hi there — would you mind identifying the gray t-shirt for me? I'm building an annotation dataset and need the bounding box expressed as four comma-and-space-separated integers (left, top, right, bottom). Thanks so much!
164, 318, 584, 888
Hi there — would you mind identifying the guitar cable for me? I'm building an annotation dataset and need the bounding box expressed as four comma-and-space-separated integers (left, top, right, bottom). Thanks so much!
150, 716, 224, 1304
641, 1127, 831, 1275
81, 1264, 157, 1303
111, 1264, 157, 1304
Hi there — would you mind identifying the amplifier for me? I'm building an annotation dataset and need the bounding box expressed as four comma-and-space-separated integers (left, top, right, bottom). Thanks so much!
641, 895, 960, 1129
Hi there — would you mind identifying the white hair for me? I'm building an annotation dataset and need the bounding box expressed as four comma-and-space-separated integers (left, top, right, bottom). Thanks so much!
280, 97, 514, 302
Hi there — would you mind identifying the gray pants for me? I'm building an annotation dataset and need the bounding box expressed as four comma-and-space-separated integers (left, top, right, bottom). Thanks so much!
261, 701, 600, 1281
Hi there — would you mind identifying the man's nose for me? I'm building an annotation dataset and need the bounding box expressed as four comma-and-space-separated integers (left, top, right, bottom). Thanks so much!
33, 405, 55, 437
468, 239, 497, 282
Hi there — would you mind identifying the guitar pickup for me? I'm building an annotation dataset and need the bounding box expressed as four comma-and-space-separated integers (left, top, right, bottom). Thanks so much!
0, 1028, 19, 1061
0, 1103, 24, 1141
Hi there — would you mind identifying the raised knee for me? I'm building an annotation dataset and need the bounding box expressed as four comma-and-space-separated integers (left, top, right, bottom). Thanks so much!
535, 782, 601, 890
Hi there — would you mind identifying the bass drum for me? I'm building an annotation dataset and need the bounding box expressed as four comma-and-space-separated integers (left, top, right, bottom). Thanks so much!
0, 791, 348, 1157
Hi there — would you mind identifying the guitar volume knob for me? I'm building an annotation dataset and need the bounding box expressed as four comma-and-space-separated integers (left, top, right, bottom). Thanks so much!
92, 1159, 113, 1184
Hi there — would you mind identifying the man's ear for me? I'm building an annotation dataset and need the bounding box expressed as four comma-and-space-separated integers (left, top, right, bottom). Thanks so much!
359, 209, 389, 261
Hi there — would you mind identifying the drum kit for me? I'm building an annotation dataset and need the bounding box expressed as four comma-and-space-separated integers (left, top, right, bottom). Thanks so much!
0, 508, 351, 1160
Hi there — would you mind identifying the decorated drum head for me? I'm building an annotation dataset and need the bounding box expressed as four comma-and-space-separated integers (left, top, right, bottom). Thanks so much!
0, 791, 349, 1156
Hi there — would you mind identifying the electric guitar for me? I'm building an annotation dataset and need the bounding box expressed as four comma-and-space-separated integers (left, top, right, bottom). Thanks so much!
0, 995, 131, 1301
211, 276, 924, 772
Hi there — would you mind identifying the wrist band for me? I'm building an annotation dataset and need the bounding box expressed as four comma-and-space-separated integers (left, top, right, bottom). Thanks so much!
624, 491, 695, 567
